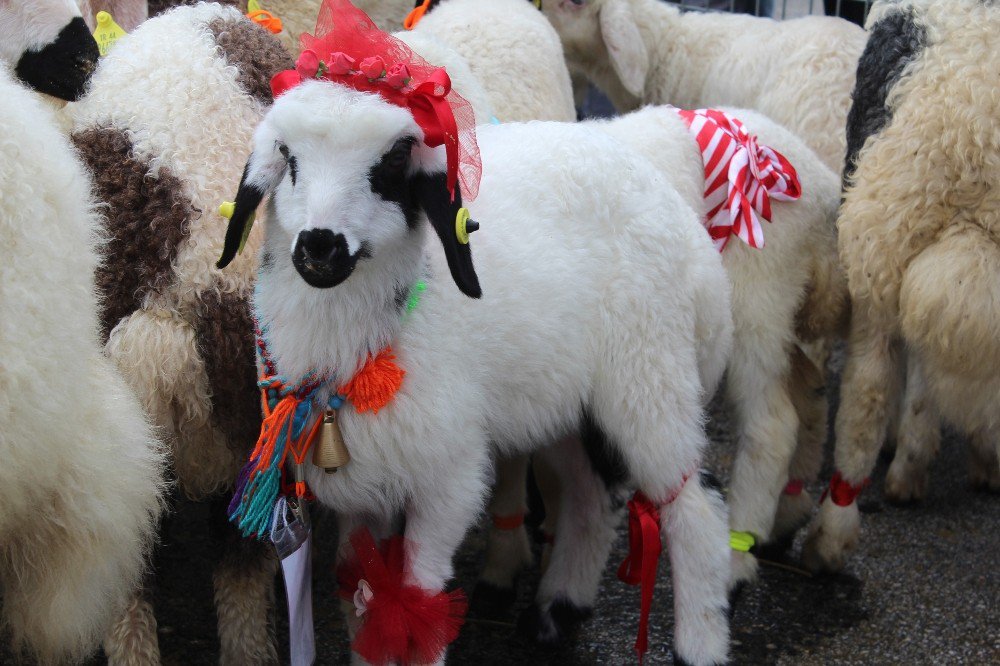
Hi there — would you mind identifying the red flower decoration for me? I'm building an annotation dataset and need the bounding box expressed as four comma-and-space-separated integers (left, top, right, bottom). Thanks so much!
359, 55, 387, 80
295, 49, 320, 79
385, 62, 410, 89
328, 51, 355, 75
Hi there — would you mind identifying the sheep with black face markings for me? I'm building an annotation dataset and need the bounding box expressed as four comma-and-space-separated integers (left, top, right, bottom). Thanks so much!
802, 0, 1000, 575
66, 4, 294, 662
218, 4, 733, 663
0, 0, 99, 101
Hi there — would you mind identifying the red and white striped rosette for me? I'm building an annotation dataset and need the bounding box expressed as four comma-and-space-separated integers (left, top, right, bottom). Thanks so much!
674, 107, 802, 251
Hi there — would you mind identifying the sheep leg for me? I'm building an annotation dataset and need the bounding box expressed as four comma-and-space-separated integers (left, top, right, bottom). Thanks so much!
519, 436, 620, 646
772, 345, 828, 545
211, 500, 279, 666
475, 453, 534, 608
533, 451, 564, 573
104, 589, 160, 666
802, 308, 902, 574
968, 428, 1000, 493
885, 352, 940, 504
592, 366, 730, 664
726, 339, 799, 587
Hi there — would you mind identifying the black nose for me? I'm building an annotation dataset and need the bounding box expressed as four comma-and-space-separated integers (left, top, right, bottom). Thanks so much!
298, 229, 347, 263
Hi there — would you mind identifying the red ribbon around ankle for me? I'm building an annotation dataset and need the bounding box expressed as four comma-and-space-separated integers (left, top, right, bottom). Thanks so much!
783, 478, 805, 496
821, 470, 870, 507
491, 512, 525, 531
617, 474, 690, 663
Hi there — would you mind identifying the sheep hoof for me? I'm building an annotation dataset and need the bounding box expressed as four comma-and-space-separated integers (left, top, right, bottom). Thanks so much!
801, 502, 859, 574
729, 549, 759, 590
884, 461, 928, 505
517, 598, 591, 646
469, 581, 517, 617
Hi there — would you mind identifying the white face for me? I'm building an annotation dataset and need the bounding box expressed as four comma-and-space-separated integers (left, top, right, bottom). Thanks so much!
0, 0, 82, 62
244, 81, 440, 289
224, 80, 482, 298
542, 0, 601, 58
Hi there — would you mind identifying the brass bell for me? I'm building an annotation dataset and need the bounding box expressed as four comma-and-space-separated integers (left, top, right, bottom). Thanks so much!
312, 409, 351, 473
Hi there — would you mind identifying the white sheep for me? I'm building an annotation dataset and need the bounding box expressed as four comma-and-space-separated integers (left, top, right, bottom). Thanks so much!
802, 0, 1000, 574
219, 23, 735, 664
0, 0, 99, 101
542, 0, 867, 173
512, 106, 846, 639
0, 66, 165, 664
66, 4, 294, 662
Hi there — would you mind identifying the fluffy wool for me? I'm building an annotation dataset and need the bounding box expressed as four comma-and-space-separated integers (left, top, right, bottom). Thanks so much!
543, 0, 867, 172
66, 5, 291, 661
0, 67, 165, 664
803, 0, 1000, 573
578, 107, 843, 590
234, 80, 734, 664
413, 0, 576, 122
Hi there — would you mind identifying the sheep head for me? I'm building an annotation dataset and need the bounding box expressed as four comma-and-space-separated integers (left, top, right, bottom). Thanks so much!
220, 80, 482, 299
0, 0, 99, 100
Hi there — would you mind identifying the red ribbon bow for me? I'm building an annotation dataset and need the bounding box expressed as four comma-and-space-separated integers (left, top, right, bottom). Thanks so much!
268, 0, 480, 202
675, 107, 802, 251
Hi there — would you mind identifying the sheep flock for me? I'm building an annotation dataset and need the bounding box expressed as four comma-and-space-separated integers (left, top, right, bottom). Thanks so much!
0, 0, 995, 663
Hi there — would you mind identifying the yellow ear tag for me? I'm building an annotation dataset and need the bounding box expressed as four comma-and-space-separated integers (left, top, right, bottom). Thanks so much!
93, 11, 127, 57
455, 207, 471, 245
219, 201, 256, 257
248, 0, 262, 11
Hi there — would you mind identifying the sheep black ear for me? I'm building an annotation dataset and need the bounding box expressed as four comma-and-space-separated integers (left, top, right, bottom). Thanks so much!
217, 162, 266, 269
413, 174, 482, 299
218, 146, 287, 269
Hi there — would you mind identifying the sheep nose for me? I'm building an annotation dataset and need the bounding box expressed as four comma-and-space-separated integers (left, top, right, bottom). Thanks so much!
298, 229, 346, 264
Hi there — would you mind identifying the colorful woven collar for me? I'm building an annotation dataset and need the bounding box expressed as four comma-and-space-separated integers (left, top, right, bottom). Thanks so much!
673, 107, 802, 251
228, 281, 426, 539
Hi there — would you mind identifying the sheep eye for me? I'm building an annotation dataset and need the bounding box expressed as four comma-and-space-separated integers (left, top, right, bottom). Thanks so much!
277, 143, 297, 185
383, 137, 416, 172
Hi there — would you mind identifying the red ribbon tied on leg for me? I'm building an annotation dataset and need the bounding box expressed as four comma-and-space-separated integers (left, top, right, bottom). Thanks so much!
821, 470, 870, 507
617, 491, 662, 663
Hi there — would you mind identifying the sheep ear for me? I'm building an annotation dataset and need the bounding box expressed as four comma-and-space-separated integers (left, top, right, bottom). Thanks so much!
217, 151, 285, 269
412, 173, 482, 299
599, 0, 648, 98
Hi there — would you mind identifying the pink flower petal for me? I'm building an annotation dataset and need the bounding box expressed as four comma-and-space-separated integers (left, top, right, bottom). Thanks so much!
295, 50, 320, 79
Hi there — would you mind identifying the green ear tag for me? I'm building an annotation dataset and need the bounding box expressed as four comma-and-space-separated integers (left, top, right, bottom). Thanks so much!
237, 211, 256, 256
729, 531, 756, 553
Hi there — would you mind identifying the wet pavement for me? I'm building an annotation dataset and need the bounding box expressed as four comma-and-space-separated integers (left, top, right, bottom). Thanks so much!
101, 346, 998, 666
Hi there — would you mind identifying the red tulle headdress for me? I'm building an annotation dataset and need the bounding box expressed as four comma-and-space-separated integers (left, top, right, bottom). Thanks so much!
270, 0, 481, 201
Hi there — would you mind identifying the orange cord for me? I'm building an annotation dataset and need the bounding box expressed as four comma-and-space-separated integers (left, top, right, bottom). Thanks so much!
247, 9, 283, 34
403, 0, 431, 29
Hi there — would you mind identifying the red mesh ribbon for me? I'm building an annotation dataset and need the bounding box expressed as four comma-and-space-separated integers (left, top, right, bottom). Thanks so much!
269, 0, 481, 201
336, 528, 467, 665
821, 470, 870, 507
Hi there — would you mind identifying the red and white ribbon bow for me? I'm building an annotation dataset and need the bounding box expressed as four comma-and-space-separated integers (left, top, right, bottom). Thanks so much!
674, 107, 802, 251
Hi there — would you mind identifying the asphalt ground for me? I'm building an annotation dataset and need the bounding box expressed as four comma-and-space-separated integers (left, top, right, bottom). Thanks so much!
62, 342, 996, 666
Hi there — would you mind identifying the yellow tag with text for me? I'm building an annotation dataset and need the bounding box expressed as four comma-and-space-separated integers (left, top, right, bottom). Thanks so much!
93, 11, 127, 57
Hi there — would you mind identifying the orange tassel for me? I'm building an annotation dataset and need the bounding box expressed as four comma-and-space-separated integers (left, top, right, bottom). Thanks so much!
339, 347, 405, 414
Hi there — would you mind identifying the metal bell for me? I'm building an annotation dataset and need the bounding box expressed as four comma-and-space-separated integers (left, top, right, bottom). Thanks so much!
312, 409, 351, 473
